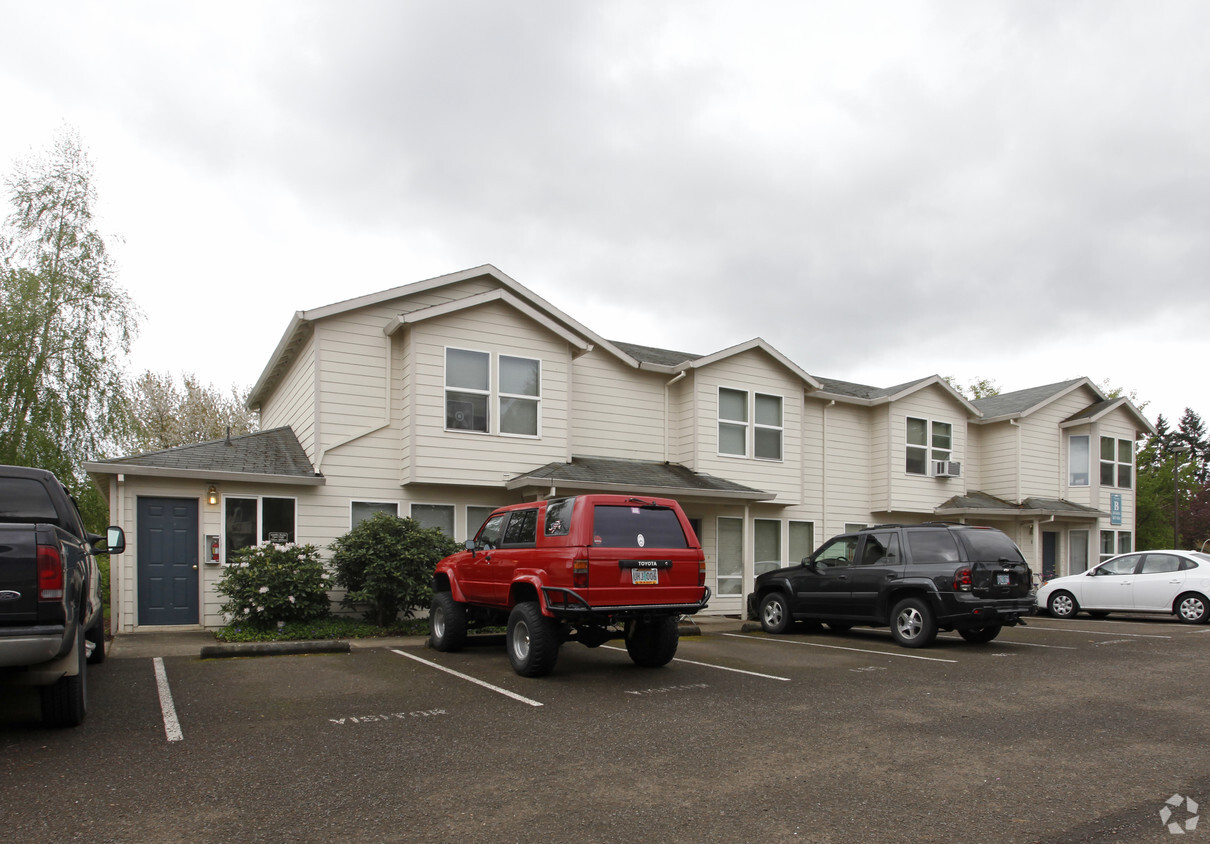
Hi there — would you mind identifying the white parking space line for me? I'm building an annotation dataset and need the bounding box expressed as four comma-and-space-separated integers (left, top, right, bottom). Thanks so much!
152, 657, 183, 742
723, 632, 958, 663
390, 649, 544, 707
937, 634, 1076, 650
600, 645, 792, 681
1025, 625, 1172, 639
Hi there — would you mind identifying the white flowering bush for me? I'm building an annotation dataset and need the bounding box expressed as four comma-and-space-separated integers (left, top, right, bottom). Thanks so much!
216, 542, 330, 630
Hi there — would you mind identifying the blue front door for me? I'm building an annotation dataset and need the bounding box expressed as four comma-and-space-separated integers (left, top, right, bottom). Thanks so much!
137, 498, 199, 625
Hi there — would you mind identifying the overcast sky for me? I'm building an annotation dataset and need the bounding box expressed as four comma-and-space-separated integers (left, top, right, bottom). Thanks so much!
2, 1, 1206, 429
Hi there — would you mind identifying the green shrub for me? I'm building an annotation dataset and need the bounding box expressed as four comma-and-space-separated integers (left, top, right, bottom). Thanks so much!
329, 512, 460, 626
216, 542, 331, 630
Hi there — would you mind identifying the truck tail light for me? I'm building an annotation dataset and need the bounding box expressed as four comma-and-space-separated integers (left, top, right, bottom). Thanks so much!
573, 559, 589, 589
37, 543, 64, 601
953, 566, 973, 592
699, 558, 706, 587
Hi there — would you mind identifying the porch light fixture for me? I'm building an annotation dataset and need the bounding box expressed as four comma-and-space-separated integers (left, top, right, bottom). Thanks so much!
208, 485, 218, 506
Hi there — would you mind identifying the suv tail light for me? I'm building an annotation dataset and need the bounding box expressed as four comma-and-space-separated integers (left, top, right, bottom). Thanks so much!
37, 542, 64, 601
573, 559, 588, 589
953, 566, 973, 592
699, 558, 706, 587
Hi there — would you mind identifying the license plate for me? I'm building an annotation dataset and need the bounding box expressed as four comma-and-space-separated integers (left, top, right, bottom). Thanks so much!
997, 573, 1011, 586
632, 568, 659, 585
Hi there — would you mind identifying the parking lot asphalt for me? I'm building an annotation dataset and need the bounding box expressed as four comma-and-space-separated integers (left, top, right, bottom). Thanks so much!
7, 613, 1210, 843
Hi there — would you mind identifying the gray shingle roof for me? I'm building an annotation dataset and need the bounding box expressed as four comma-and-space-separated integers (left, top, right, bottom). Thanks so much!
611, 341, 701, 367
507, 455, 774, 501
936, 490, 1104, 518
972, 379, 1086, 419
89, 427, 320, 479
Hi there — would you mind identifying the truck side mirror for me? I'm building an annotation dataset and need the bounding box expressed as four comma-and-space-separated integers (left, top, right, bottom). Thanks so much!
105, 526, 126, 554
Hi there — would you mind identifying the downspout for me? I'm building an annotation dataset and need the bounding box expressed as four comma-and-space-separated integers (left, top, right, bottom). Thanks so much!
113, 474, 124, 634
822, 401, 834, 537
664, 370, 687, 464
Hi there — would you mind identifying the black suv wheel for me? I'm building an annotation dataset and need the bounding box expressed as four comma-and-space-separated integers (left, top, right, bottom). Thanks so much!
890, 597, 938, 648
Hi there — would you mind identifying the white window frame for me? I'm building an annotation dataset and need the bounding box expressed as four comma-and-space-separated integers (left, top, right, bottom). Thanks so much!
1100, 529, 1133, 562
716, 517, 743, 596
466, 505, 498, 542
789, 520, 816, 564
350, 500, 398, 529
221, 494, 298, 563
718, 387, 784, 461
906, 417, 953, 475
1069, 435, 1090, 486
498, 354, 541, 438
444, 347, 541, 438
411, 503, 456, 538
754, 518, 782, 575
1100, 436, 1134, 489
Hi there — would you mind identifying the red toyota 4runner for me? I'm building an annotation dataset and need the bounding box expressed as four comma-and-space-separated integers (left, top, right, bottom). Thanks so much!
429, 494, 710, 676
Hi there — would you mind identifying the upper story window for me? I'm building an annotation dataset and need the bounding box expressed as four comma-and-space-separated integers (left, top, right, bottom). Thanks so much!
718, 387, 783, 460
1069, 435, 1090, 486
445, 348, 540, 437
906, 417, 952, 475
1100, 436, 1133, 488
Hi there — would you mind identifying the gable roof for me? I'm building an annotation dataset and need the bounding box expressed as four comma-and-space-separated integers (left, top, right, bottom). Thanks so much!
248, 264, 636, 410
83, 427, 323, 486
972, 378, 1095, 422
811, 374, 979, 414
506, 455, 775, 501
972, 378, 1155, 434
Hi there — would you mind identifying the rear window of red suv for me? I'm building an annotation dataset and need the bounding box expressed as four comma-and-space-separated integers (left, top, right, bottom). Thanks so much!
591, 504, 689, 549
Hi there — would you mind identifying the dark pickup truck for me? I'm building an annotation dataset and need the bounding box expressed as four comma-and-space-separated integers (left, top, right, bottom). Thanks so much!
0, 465, 125, 726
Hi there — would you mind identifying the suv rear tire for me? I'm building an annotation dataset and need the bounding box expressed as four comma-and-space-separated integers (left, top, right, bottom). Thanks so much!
958, 624, 1002, 644
890, 597, 938, 648
625, 617, 679, 667
507, 602, 560, 677
429, 592, 468, 652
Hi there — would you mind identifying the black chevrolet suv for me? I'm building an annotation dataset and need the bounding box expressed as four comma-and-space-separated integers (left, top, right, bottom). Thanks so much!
746, 523, 1034, 647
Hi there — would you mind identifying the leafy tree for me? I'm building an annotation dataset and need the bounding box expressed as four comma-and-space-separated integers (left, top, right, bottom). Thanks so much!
944, 376, 1000, 399
1137, 407, 1209, 550
329, 512, 460, 626
129, 370, 257, 452
0, 128, 138, 525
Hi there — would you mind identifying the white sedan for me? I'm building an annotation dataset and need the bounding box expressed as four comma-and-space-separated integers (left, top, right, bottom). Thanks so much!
1036, 550, 1210, 623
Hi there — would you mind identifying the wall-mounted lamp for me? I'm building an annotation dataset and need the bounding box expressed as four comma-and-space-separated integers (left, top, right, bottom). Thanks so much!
208, 485, 218, 506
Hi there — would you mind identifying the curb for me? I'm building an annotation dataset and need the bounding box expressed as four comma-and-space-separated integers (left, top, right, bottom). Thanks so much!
200, 640, 352, 659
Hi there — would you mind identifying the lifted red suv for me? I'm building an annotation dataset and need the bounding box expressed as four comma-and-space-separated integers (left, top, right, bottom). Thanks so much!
430, 494, 710, 676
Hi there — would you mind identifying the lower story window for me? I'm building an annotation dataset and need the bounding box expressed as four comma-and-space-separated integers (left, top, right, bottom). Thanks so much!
224, 496, 296, 559
352, 501, 398, 528
717, 517, 743, 595
1100, 530, 1132, 562
412, 503, 455, 538
1069, 530, 1089, 575
789, 521, 815, 563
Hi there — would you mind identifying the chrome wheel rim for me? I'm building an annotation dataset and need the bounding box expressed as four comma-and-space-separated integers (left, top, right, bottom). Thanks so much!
432, 606, 445, 639
896, 607, 923, 640
763, 600, 784, 628
1051, 595, 1073, 617
1179, 597, 1204, 622
511, 620, 531, 660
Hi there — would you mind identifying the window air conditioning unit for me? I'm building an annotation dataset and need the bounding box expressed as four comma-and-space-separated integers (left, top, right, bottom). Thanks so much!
933, 460, 961, 478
